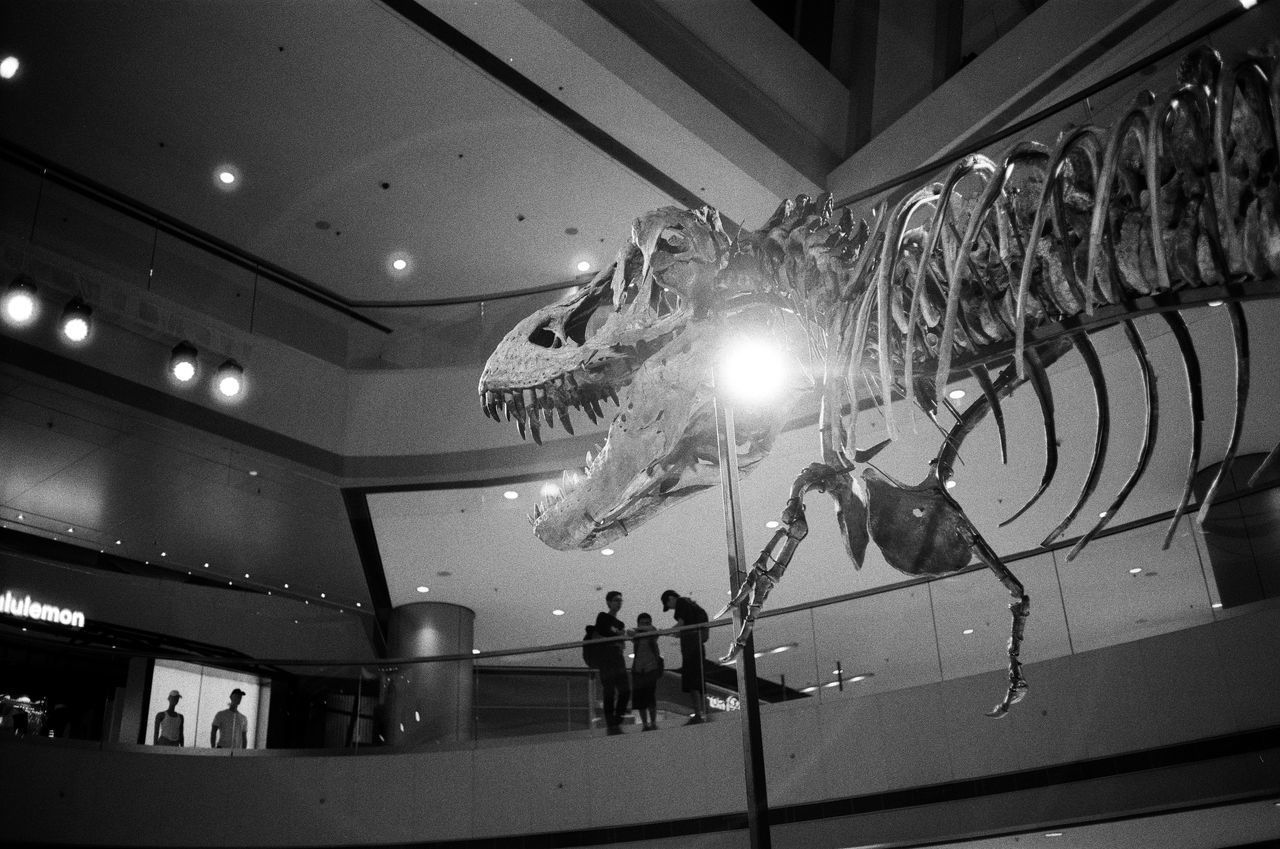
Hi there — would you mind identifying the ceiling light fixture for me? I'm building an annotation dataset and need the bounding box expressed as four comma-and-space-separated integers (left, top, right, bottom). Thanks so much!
213, 164, 241, 190
169, 341, 199, 383
963, 628, 974, 635
59, 298, 93, 343
2, 276, 38, 326
552, 609, 564, 616
765, 520, 779, 529
503, 490, 519, 500
386, 251, 413, 276
215, 359, 245, 398
416, 586, 429, 593
1129, 567, 1143, 574
576, 260, 591, 273
0, 56, 19, 80
945, 479, 957, 490
947, 389, 966, 400
601, 548, 614, 556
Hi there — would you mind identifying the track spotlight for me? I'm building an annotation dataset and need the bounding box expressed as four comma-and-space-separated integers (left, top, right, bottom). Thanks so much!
2, 276, 38, 326
215, 359, 245, 398
59, 298, 93, 343
169, 341, 199, 383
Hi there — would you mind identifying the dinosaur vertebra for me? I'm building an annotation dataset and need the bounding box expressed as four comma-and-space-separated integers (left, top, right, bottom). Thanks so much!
480, 43, 1280, 715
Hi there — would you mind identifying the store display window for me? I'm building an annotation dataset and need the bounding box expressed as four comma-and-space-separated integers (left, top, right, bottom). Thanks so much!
148, 659, 269, 749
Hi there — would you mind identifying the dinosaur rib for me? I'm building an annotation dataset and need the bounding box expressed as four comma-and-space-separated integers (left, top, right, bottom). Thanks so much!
1195, 301, 1250, 529
1085, 91, 1155, 305
935, 361, 1019, 482
998, 347, 1058, 528
1160, 310, 1204, 548
1042, 333, 1110, 546
970, 364, 1008, 464
1067, 320, 1157, 560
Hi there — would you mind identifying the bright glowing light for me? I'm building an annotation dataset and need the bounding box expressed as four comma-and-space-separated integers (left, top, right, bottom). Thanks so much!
60, 299, 92, 343
947, 389, 966, 400
963, 628, 974, 635
3, 278, 38, 326
1239, 0, 1257, 8
576, 260, 591, 272
552, 609, 565, 616
0, 57, 19, 80
216, 360, 245, 398
765, 520, 780, 529
213, 164, 242, 191
170, 342, 198, 383
945, 479, 957, 490
601, 548, 614, 556
503, 490, 519, 500
392, 258, 407, 271
719, 336, 787, 405
416, 586, 429, 593
1129, 567, 1143, 574
1208, 300, 1224, 307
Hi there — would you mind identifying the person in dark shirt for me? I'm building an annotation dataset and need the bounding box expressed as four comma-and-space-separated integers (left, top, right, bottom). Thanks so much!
594, 590, 631, 734
661, 589, 709, 724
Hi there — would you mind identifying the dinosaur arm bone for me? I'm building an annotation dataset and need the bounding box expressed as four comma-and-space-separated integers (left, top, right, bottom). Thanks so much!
714, 462, 867, 662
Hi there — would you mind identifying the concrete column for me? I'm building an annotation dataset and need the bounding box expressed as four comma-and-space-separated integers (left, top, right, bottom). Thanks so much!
383, 602, 474, 745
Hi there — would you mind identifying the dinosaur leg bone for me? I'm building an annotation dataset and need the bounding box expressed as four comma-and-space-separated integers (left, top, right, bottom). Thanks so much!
861, 468, 1029, 715
714, 462, 863, 663
968, 529, 1030, 718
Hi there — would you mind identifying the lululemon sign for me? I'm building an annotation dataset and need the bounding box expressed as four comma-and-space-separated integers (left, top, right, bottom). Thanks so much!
2, 589, 86, 629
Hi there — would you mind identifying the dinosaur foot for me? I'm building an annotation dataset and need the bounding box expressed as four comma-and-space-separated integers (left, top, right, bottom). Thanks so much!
718, 640, 745, 665
985, 679, 1029, 719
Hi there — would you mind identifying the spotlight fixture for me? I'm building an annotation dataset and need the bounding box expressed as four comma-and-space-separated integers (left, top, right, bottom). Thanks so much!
215, 359, 245, 398
169, 341, 199, 383
2, 276, 38, 326
0, 56, 19, 80
59, 298, 93, 343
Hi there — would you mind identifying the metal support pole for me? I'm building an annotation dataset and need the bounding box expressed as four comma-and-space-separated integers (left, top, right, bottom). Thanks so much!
714, 394, 772, 849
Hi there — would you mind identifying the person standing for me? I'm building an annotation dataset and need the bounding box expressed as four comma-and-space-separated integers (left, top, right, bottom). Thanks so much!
153, 689, 185, 746
210, 688, 249, 749
661, 589, 709, 724
594, 590, 631, 734
630, 612, 663, 730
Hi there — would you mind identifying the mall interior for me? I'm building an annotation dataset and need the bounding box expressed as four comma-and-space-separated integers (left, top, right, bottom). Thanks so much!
2, 1, 1279, 847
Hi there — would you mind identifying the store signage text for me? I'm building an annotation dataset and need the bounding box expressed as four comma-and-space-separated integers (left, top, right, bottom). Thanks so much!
2, 590, 86, 628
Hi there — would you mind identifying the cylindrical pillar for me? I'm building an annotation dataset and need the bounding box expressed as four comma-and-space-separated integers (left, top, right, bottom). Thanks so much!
384, 602, 474, 745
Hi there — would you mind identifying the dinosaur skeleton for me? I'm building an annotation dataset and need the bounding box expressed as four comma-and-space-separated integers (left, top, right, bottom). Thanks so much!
479, 44, 1280, 715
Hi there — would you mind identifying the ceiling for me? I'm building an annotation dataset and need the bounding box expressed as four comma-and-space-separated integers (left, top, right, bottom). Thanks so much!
1, 0, 1278, 677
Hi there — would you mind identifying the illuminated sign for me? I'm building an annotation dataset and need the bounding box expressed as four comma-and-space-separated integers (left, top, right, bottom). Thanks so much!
1, 590, 86, 628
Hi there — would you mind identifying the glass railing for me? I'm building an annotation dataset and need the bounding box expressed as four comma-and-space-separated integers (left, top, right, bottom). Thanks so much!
5, 485, 1274, 753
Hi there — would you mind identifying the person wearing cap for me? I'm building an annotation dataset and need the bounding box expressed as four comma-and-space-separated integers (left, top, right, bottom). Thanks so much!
210, 688, 249, 749
153, 689, 185, 746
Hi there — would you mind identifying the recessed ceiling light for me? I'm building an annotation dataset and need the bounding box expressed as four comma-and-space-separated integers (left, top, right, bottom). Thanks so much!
576, 260, 591, 273
416, 586, 429, 593
116, 540, 122, 545
1129, 567, 1143, 574
386, 252, 413, 276
552, 609, 565, 616
68, 528, 74, 533
355, 602, 361, 607
945, 479, 957, 490
1044, 833, 1064, 838
320, 592, 326, 598
0, 56, 20, 80
947, 389, 966, 400
472, 648, 481, 655
1099, 511, 1108, 518
1212, 602, 1223, 609
800, 685, 818, 693
963, 628, 974, 635
601, 548, 614, 556
214, 164, 241, 189
1208, 299, 1224, 306
503, 490, 519, 500
244, 573, 250, 578
283, 583, 289, 588
765, 520, 779, 529
249, 470, 258, 476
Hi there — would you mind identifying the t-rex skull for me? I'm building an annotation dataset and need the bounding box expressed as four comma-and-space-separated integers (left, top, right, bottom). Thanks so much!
479, 206, 802, 550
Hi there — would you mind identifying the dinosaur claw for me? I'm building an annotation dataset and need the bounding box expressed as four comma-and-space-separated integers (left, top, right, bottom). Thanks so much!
718, 643, 743, 665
